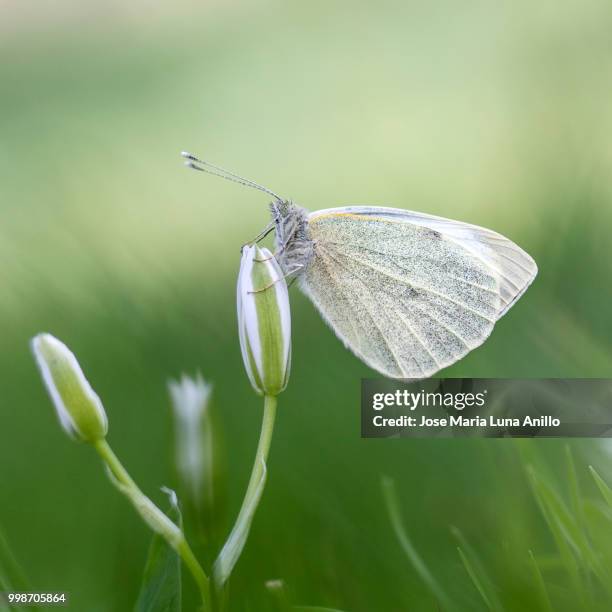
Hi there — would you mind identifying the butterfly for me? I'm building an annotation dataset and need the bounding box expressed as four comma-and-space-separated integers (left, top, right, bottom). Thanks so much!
183, 152, 537, 379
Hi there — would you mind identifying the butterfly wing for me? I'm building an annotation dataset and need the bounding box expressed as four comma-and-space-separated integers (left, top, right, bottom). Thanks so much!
300, 206, 537, 378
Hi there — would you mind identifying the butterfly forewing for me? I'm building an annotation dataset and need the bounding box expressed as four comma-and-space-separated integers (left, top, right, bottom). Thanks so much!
311, 206, 538, 319
300, 207, 536, 378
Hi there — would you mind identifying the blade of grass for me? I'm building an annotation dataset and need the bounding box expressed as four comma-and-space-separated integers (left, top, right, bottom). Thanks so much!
581, 499, 612, 576
589, 465, 612, 507
526, 466, 587, 606
451, 527, 503, 612
456, 547, 491, 610
0, 526, 38, 612
537, 468, 610, 587
565, 447, 594, 595
526, 465, 612, 605
381, 476, 457, 612
586, 464, 612, 591
528, 550, 552, 612
0, 527, 30, 592
565, 446, 586, 535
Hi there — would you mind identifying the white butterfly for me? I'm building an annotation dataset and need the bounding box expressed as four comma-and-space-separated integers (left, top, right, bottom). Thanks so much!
183, 152, 537, 379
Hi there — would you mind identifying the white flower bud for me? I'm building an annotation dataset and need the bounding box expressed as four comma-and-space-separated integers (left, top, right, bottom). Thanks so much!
31, 333, 108, 442
168, 374, 213, 508
169, 374, 227, 547
237, 245, 291, 396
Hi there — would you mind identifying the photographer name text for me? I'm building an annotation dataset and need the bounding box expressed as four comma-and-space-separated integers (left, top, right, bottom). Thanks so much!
372, 414, 561, 428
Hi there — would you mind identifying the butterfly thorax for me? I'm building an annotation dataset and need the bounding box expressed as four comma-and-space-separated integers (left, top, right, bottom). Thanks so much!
270, 199, 314, 277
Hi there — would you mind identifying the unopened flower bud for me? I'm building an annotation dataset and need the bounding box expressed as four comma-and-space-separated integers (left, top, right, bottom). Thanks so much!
168, 375, 213, 506
237, 245, 291, 396
31, 333, 108, 442
168, 374, 225, 542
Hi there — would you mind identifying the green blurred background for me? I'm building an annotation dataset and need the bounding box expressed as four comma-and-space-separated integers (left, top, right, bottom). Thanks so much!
2, 1, 612, 610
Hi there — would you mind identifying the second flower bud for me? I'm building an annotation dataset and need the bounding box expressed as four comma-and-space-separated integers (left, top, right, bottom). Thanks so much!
237, 245, 291, 397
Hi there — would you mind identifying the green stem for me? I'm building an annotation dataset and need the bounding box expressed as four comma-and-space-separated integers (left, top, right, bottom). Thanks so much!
94, 439, 137, 489
240, 395, 277, 509
178, 538, 211, 608
214, 394, 277, 605
93, 439, 211, 610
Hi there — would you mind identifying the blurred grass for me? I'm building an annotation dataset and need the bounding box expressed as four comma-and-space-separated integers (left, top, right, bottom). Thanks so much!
382, 447, 612, 612
1, 0, 612, 610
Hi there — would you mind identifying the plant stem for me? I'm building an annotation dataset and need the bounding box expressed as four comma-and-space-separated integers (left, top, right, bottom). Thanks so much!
94, 439, 137, 489
178, 537, 211, 608
93, 439, 211, 610
213, 394, 277, 604
240, 395, 277, 509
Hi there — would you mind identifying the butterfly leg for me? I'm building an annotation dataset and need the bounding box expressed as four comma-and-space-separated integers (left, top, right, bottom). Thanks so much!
255, 243, 287, 262
247, 264, 304, 293
240, 221, 275, 252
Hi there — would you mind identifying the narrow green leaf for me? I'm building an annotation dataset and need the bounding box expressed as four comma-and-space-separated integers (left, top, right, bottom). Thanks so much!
537, 467, 609, 587
451, 527, 503, 612
589, 465, 612, 508
213, 458, 267, 588
134, 490, 182, 612
565, 446, 586, 534
526, 467, 583, 596
381, 476, 457, 612
0, 526, 38, 612
528, 550, 552, 612
526, 466, 604, 606
0, 528, 29, 591
456, 547, 491, 609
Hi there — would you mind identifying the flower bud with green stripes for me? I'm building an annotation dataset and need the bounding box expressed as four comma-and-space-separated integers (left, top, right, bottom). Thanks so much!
31, 333, 108, 442
237, 245, 291, 396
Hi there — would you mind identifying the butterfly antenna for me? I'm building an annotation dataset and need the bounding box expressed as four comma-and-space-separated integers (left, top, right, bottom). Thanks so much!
181, 151, 283, 200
